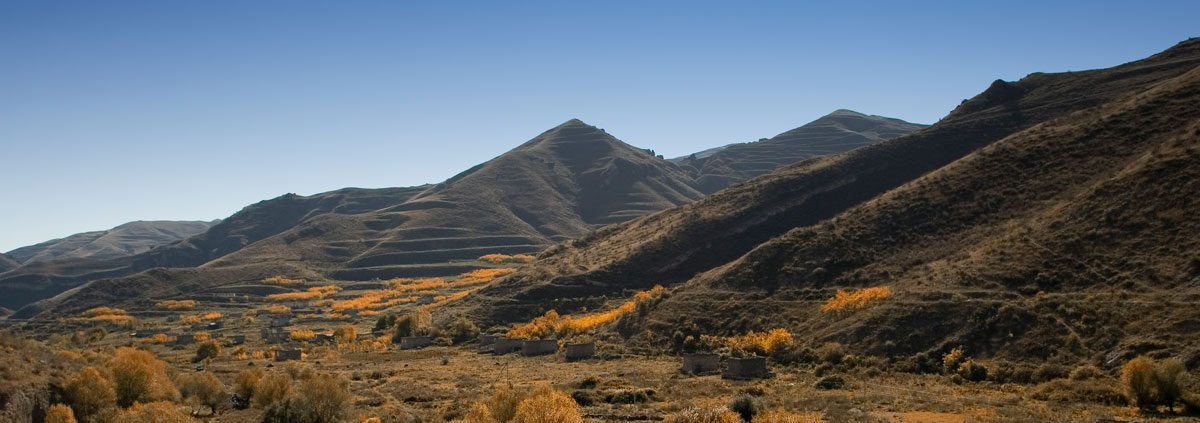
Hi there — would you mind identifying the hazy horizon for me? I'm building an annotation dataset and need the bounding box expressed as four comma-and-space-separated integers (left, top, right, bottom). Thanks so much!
2, 1, 1198, 252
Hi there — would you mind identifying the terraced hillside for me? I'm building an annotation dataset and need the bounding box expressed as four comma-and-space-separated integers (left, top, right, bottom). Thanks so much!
1, 186, 429, 311
675, 110, 925, 193
454, 39, 1200, 367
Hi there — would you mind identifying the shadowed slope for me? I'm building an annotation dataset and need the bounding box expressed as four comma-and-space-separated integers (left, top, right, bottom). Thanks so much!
635, 60, 1200, 365
455, 39, 1200, 331
0, 254, 17, 273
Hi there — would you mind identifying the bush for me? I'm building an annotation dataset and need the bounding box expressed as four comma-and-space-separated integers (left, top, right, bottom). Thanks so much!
817, 342, 844, 365
333, 325, 357, 344
665, 407, 741, 423
512, 388, 582, 423
260, 373, 351, 423
1155, 358, 1186, 412
193, 341, 221, 363
487, 384, 526, 423
1031, 379, 1126, 405
942, 347, 964, 373
1032, 363, 1070, 383
235, 369, 264, 400
815, 376, 846, 390
107, 347, 179, 407
65, 366, 116, 421
726, 394, 763, 422
957, 359, 988, 382
112, 401, 194, 423
1121, 356, 1158, 409
253, 371, 292, 408
1070, 364, 1103, 381
176, 372, 226, 414
752, 408, 819, 423
446, 317, 481, 344
46, 404, 77, 423
458, 401, 498, 423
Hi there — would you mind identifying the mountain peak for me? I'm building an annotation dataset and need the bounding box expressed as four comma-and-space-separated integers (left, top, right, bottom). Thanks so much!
827, 109, 868, 117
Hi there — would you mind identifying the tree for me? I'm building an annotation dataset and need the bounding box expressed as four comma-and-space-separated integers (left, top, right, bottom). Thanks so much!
334, 325, 357, 344
253, 371, 292, 409
65, 366, 116, 422
192, 341, 221, 363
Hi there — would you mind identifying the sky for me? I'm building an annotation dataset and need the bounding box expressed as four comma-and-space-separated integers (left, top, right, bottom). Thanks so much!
1, 1, 1198, 252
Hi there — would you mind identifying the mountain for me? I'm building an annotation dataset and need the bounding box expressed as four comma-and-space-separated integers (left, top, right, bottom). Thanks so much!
0, 187, 428, 311
674, 110, 926, 193
6, 220, 217, 265
14, 119, 709, 317
454, 39, 1200, 365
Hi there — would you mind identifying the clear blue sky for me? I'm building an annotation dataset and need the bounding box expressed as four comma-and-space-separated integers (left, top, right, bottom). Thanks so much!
1, 1, 1197, 252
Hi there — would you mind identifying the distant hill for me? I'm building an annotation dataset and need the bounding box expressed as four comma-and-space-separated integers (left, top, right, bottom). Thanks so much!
454, 39, 1200, 365
674, 110, 925, 193
6, 220, 217, 265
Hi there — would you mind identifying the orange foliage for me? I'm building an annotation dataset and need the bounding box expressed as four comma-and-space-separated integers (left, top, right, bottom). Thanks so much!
82, 307, 127, 317
180, 315, 202, 324
821, 286, 891, 311
267, 304, 291, 314
264, 275, 304, 285
202, 312, 221, 320
512, 254, 536, 263
478, 254, 512, 263
727, 328, 794, 356
289, 329, 316, 340
455, 268, 516, 285
266, 284, 341, 301
155, 300, 195, 310
508, 285, 664, 339
145, 334, 174, 344
80, 307, 134, 326
193, 332, 211, 342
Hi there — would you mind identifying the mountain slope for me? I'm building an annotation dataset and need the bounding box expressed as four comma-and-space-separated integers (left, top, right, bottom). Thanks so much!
634, 58, 1200, 366
0, 186, 428, 311
6, 220, 216, 265
454, 38, 1200, 337
0, 254, 17, 273
675, 110, 926, 193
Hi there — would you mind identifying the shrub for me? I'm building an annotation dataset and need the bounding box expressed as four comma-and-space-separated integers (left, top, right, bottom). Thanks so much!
1070, 364, 1103, 381
332, 325, 357, 344
488, 384, 527, 423
156, 300, 195, 310
941, 347, 964, 373
726, 394, 763, 422
108, 347, 179, 407
752, 408, 821, 423
374, 314, 396, 332
727, 329, 793, 357
259, 373, 351, 423
957, 359, 988, 382
253, 371, 292, 408
113, 401, 194, 423
235, 369, 264, 399
1033, 363, 1070, 383
176, 372, 226, 414
512, 388, 582, 423
65, 366, 116, 421
821, 286, 891, 311
192, 341, 221, 363
1121, 356, 1158, 409
817, 342, 844, 364
446, 317, 480, 344
665, 407, 741, 423
1155, 358, 1186, 412
456, 401, 497, 423
46, 404, 77, 423
289, 330, 316, 341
